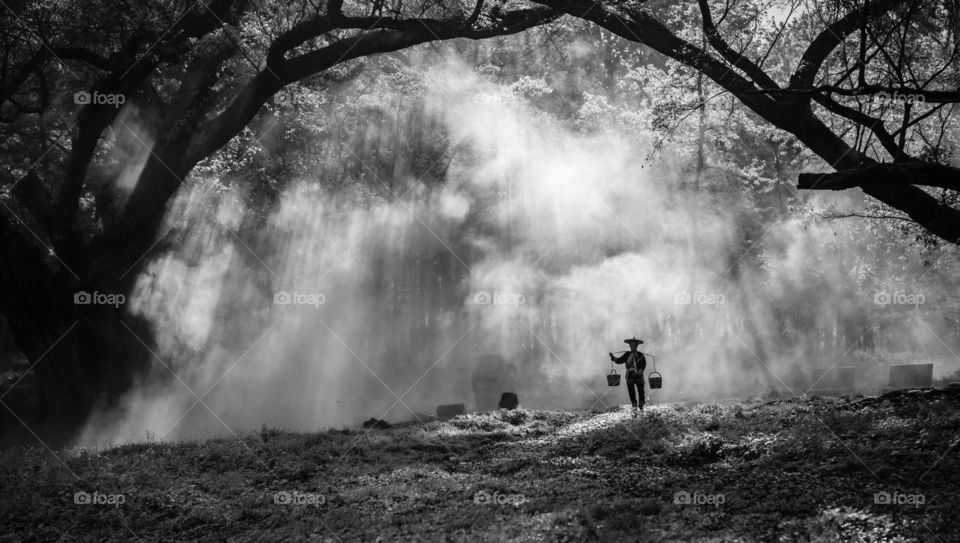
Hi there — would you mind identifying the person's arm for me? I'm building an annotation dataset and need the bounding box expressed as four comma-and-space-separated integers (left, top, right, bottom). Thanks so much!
611, 352, 628, 364
638, 353, 647, 371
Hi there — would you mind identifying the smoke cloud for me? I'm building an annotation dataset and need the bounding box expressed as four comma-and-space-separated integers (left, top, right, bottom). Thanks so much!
77, 57, 959, 446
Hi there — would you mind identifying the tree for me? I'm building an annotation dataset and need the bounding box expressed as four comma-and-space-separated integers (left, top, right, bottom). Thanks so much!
0, 0, 556, 441
533, 0, 960, 244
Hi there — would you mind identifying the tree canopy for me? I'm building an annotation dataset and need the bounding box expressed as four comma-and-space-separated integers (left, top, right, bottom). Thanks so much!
535, 0, 960, 243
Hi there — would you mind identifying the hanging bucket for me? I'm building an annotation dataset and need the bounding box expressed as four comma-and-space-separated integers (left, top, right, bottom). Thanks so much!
607, 369, 621, 386
648, 371, 663, 389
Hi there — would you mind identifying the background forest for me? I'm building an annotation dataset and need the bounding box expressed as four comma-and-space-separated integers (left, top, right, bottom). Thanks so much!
2, 1, 960, 445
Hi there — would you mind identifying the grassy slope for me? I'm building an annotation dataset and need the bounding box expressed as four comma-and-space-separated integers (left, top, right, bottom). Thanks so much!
2, 390, 959, 542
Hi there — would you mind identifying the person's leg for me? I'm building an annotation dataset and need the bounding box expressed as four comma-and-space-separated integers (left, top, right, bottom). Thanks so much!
626, 375, 638, 407
638, 383, 645, 409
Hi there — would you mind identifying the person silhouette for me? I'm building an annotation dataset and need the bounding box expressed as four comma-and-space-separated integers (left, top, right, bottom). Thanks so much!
609, 337, 646, 410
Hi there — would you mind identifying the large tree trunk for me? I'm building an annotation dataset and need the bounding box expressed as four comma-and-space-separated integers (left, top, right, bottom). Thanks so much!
0, 198, 153, 445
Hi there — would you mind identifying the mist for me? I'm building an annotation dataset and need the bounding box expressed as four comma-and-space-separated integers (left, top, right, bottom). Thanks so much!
77, 57, 958, 446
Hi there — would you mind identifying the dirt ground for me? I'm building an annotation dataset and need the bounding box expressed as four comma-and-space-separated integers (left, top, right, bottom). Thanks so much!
2, 389, 959, 542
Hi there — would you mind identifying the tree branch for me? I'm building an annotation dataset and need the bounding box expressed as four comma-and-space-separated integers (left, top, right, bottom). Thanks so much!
798, 163, 960, 191
789, 0, 900, 92
809, 93, 903, 159
697, 0, 780, 91
533, 0, 790, 122
821, 212, 915, 223
188, 7, 557, 168
748, 84, 960, 104
116, 6, 557, 247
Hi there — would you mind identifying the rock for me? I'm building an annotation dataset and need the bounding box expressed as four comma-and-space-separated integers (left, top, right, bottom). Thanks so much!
437, 403, 466, 421
498, 392, 519, 410
362, 418, 390, 429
